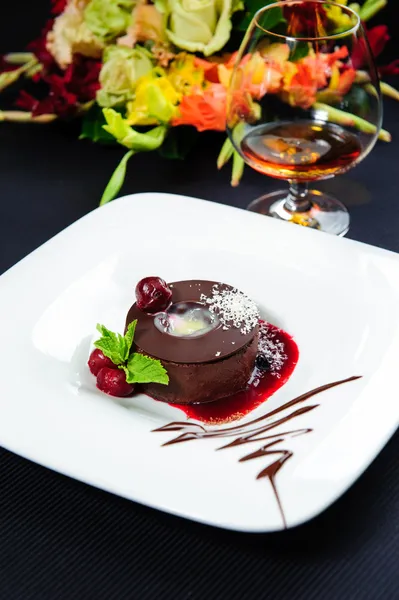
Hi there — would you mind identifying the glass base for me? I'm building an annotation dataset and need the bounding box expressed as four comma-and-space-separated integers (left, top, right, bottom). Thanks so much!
247, 190, 350, 236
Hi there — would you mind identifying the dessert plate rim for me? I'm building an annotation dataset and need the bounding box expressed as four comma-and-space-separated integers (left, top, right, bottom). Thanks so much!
0, 191, 398, 533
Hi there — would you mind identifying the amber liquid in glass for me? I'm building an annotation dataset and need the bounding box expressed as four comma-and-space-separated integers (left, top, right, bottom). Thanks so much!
240, 120, 362, 181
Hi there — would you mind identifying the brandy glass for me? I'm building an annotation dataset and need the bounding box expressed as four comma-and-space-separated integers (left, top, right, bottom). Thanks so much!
226, 0, 382, 235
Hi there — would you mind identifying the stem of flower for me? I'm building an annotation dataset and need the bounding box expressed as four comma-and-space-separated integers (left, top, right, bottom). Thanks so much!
355, 70, 370, 84
100, 150, 134, 206
355, 72, 399, 102
78, 100, 95, 114
0, 58, 39, 92
0, 110, 57, 123
313, 102, 391, 142
217, 137, 234, 169
231, 151, 245, 187
3, 52, 36, 65
359, 0, 387, 21
349, 3, 361, 14
363, 83, 378, 98
380, 81, 399, 102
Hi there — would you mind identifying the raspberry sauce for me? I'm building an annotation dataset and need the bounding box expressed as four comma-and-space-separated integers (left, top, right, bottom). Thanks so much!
170, 321, 299, 424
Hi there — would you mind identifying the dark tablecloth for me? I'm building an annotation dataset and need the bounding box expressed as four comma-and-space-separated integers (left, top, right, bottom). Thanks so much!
0, 3, 398, 599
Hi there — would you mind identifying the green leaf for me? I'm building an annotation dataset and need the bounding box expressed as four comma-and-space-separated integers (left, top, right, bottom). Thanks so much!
80, 105, 119, 144
100, 150, 134, 205
158, 126, 199, 160
124, 353, 169, 385
102, 108, 168, 151
342, 86, 370, 119
123, 320, 137, 357
238, 0, 283, 32
94, 323, 127, 365
290, 41, 310, 62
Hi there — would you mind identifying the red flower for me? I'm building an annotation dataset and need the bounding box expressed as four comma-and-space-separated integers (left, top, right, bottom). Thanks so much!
367, 25, 390, 58
379, 59, 399, 76
193, 57, 221, 83
352, 25, 390, 69
51, 0, 68, 14
64, 56, 102, 102
27, 20, 56, 70
283, 3, 327, 37
16, 56, 101, 118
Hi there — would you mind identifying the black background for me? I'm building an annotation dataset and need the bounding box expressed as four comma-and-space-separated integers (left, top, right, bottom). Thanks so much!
0, 3, 398, 599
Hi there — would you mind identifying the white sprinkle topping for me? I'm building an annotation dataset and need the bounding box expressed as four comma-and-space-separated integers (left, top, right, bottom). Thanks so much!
257, 322, 287, 377
215, 351, 221, 357
200, 285, 259, 334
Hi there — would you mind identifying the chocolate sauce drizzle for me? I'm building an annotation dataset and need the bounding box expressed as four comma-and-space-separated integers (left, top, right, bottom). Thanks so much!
153, 375, 362, 528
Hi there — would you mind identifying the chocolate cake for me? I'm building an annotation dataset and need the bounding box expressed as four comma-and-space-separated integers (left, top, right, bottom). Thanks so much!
125, 280, 259, 404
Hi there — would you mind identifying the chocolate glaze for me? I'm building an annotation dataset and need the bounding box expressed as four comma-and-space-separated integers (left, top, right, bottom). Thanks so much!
137, 335, 258, 405
125, 280, 258, 364
154, 375, 362, 528
170, 321, 298, 423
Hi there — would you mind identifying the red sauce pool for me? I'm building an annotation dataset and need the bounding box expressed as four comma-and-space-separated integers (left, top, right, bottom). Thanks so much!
169, 321, 299, 425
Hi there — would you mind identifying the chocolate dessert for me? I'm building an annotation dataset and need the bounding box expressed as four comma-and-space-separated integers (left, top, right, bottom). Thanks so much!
125, 280, 260, 405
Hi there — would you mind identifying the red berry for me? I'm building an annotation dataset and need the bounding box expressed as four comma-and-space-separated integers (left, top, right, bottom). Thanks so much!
135, 276, 172, 313
88, 349, 116, 376
96, 367, 134, 397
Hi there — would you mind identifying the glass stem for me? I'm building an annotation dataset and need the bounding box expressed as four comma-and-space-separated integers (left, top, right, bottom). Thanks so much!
284, 182, 312, 213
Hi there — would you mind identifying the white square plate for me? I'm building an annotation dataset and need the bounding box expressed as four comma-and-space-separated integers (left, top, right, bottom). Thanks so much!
1, 192, 398, 532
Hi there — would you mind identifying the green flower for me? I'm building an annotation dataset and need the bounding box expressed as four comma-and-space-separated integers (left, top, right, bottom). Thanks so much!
96, 45, 153, 108
102, 108, 167, 150
99, 108, 168, 205
84, 0, 135, 42
158, 0, 238, 57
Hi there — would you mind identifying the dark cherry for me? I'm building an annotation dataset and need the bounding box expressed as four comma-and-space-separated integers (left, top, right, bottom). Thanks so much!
88, 349, 116, 376
96, 367, 134, 397
135, 276, 172, 313
255, 354, 271, 371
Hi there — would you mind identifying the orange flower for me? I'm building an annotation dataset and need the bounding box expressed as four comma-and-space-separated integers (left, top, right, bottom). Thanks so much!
324, 46, 349, 67
300, 55, 329, 88
337, 68, 356, 95
218, 52, 284, 99
300, 46, 349, 88
283, 62, 318, 109
171, 83, 226, 131
283, 46, 351, 109
193, 56, 226, 83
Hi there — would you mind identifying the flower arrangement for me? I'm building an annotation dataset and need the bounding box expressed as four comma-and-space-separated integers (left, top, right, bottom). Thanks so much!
0, 0, 398, 203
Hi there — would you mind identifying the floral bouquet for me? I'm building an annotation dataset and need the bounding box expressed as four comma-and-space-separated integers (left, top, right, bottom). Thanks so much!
0, 0, 398, 204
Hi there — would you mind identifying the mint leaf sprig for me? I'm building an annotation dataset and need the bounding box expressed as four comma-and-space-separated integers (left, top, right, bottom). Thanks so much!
94, 320, 169, 386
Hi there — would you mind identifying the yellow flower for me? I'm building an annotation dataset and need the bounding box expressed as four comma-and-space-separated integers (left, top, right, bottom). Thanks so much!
167, 53, 205, 95
259, 42, 290, 65
127, 69, 181, 126
325, 0, 355, 30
